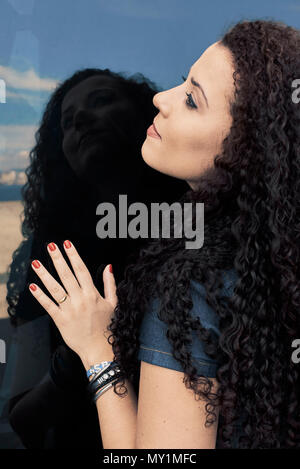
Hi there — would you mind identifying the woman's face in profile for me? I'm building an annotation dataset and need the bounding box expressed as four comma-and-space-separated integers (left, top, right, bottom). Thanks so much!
141, 41, 235, 189
60, 75, 138, 181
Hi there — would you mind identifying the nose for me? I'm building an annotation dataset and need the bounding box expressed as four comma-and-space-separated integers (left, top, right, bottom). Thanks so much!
73, 108, 95, 131
153, 91, 162, 111
153, 89, 172, 116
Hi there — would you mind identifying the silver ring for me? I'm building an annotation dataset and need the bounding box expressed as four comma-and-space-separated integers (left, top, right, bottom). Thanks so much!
57, 294, 68, 304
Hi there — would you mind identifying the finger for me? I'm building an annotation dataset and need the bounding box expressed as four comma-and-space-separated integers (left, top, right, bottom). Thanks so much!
103, 264, 118, 308
31, 259, 69, 306
62, 240, 95, 292
47, 242, 80, 295
28, 282, 60, 320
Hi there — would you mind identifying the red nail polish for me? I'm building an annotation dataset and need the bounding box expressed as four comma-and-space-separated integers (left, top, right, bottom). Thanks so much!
29, 284, 37, 291
48, 242, 56, 252
64, 240, 72, 249
32, 260, 40, 269
109, 264, 113, 273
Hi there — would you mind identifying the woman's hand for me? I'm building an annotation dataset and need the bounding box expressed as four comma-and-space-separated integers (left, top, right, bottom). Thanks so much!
28, 240, 116, 367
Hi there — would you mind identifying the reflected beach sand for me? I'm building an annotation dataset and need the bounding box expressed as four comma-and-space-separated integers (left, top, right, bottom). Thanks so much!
0, 201, 23, 319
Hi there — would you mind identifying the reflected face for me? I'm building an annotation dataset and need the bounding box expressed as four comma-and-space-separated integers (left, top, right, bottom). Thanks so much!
61, 75, 137, 180
141, 42, 235, 189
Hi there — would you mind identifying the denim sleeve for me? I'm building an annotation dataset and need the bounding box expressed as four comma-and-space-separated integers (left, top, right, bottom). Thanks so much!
137, 269, 237, 377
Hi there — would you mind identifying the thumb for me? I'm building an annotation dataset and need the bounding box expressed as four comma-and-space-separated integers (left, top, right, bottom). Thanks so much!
103, 264, 118, 308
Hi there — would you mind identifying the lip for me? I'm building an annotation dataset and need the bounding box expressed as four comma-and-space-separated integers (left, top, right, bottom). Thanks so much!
147, 121, 161, 139
78, 130, 101, 149
153, 121, 161, 137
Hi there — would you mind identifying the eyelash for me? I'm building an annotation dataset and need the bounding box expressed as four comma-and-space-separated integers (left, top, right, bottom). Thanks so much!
62, 118, 72, 130
181, 75, 197, 109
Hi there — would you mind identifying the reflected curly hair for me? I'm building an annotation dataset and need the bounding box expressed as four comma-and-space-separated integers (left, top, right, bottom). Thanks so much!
107, 20, 300, 448
7, 68, 184, 325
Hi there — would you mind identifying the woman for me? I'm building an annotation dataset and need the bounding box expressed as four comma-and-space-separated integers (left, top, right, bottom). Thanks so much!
7, 67, 187, 324
5, 68, 187, 448
28, 19, 300, 448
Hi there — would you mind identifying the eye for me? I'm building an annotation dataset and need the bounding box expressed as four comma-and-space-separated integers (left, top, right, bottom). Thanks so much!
181, 75, 197, 109
93, 95, 107, 105
62, 117, 72, 130
185, 92, 197, 109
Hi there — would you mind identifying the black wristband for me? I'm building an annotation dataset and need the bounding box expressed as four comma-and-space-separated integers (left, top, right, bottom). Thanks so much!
88, 361, 120, 386
93, 375, 124, 403
87, 365, 123, 396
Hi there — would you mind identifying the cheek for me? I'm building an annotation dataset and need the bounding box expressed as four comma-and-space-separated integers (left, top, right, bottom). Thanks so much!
168, 120, 224, 178
62, 135, 75, 160
205, 112, 232, 153
188, 114, 230, 158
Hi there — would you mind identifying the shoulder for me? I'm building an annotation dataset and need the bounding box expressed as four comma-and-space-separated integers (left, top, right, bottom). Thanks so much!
135, 270, 239, 449
137, 268, 238, 377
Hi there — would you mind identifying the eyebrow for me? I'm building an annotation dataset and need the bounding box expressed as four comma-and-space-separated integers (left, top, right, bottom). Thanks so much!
61, 105, 73, 116
61, 88, 114, 117
190, 76, 209, 108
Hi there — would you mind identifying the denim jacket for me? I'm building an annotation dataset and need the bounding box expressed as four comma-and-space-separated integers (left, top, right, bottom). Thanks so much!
137, 269, 246, 448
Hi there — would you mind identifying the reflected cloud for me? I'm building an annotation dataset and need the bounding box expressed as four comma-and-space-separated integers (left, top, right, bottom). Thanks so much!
0, 65, 57, 92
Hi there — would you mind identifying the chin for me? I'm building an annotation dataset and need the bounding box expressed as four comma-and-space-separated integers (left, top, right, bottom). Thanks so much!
142, 140, 185, 180
141, 143, 164, 173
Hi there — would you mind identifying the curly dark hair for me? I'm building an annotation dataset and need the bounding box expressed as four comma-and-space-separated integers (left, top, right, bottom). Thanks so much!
6, 68, 187, 327
107, 19, 300, 448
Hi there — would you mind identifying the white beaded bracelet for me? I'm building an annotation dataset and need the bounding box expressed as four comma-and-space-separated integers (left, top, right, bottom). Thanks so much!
86, 361, 113, 379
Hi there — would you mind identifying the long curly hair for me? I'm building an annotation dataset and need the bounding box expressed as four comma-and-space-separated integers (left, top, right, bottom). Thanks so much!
107, 19, 300, 448
6, 68, 187, 327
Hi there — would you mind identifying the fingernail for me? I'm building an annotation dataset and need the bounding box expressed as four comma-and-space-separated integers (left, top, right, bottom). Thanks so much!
64, 240, 72, 249
109, 264, 113, 273
32, 260, 41, 269
29, 284, 37, 291
48, 242, 56, 252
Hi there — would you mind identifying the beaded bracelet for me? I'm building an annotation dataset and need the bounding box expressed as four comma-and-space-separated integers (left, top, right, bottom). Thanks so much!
87, 361, 122, 396
88, 361, 120, 387
86, 361, 113, 379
